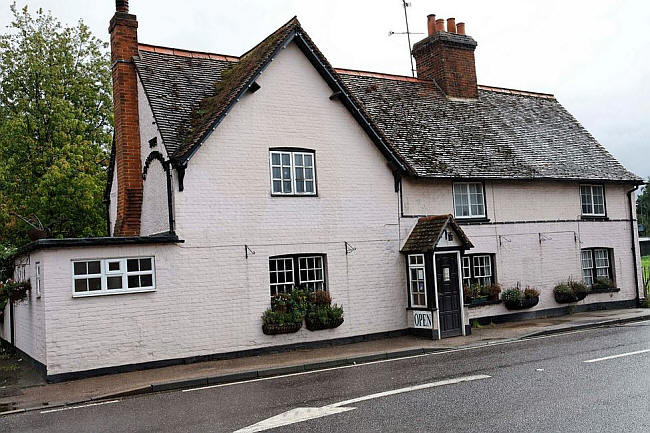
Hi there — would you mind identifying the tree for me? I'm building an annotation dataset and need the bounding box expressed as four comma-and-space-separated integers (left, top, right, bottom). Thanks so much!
637, 179, 650, 235
0, 3, 112, 247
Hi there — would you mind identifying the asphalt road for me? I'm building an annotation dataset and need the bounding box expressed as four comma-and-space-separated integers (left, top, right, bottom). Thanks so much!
1, 321, 649, 432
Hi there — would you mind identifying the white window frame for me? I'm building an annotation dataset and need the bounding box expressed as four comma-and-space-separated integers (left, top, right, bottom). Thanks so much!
35, 262, 42, 298
581, 249, 594, 286
269, 150, 316, 196
462, 256, 471, 287
472, 255, 492, 286
71, 257, 156, 298
298, 256, 325, 291
453, 182, 486, 219
408, 254, 428, 308
580, 184, 606, 217
269, 257, 295, 296
594, 249, 610, 279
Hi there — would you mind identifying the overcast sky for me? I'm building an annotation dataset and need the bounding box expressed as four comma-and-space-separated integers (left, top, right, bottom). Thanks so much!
2, 0, 648, 181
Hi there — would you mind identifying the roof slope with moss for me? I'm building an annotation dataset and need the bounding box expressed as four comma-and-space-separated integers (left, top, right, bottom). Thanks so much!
133, 18, 641, 183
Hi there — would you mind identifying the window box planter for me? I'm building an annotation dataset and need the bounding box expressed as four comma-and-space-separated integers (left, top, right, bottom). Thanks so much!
589, 287, 620, 294
262, 322, 303, 335
305, 317, 344, 331
470, 295, 489, 306
554, 281, 589, 304
504, 296, 539, 310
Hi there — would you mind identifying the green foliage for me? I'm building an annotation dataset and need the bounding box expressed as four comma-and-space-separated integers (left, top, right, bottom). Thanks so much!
568, 280, 590, 295
0, 279, 31, 310
0, 3, 112, 246
501, 288, 524, 303
263, 288, 309, 326
486, 283, 502, 300
523, 286, 540, 298
553, 283, 573, 297
592, 277, 615, 291
637, 179, 650, 235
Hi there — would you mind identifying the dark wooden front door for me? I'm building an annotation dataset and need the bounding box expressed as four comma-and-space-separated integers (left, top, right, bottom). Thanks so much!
436, 253, 462, 338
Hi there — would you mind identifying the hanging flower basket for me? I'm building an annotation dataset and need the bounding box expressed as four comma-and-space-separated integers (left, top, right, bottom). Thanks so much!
305, 317, 344, 331
504, 296, 539, 310
262, 322, 303, 335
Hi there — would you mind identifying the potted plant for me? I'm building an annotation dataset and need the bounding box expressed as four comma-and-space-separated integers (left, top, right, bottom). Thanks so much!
554, 280, 590, 303
463, 285, 473, 304
261, 288, 308, 335
591, 277, 616, 292
470, 283, 488, 305
502, 285, 539, 310
486, 283, 502, 302
305, 290, 344, 331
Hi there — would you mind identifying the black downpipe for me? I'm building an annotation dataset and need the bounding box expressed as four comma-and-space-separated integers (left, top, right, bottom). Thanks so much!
627, 185, 641, 305
166, 164, 175, 234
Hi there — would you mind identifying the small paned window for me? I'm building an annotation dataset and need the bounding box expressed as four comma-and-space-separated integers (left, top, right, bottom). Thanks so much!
580, 185, 605, 216
462, 254, 495, 288
35, 262, 42, 298
269, 255, 327, 296
72, 257, 155, 297
453, 183, 486, 218
408, 254, 427, 307
582, 248, 613, 286
269, 150, 316, 196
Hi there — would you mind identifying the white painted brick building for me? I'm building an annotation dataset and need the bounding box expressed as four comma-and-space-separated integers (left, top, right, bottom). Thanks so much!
0, 4, 643, 381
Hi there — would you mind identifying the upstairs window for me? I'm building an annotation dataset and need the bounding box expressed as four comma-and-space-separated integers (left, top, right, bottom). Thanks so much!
453, 182, 485, 219
72, 257, 155, 297
269, 150, 316, 196
580, 185, 605, 216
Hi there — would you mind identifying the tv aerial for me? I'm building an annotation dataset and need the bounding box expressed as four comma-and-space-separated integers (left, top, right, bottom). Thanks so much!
388, 1, 424, 77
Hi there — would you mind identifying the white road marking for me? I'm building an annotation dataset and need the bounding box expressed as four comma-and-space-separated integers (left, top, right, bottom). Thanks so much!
233, 374, 490, 432
583, 349, 650, 363
40, 400, 119, 414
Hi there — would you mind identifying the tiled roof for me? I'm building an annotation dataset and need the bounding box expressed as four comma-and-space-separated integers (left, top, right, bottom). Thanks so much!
133, 19, 641, 183
339, 73, 640, 182
401, 215, 473, 253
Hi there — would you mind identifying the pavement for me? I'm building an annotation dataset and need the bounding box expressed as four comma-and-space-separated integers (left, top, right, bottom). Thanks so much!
0, 307, 648, 416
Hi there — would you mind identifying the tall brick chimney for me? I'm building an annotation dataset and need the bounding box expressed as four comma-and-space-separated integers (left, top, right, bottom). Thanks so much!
412, 15, 478, 99
109, 0, 143, 236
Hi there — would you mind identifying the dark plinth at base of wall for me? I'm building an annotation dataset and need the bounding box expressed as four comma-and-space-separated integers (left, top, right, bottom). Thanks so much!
471, 299, 637, 326
44, 329, 410, 383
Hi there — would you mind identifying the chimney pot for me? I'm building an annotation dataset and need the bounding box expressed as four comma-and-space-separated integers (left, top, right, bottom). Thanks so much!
116, 0, 129, 13
427, 14, 436, 37
435, 19, 445, 33
447, 18, 456, 33
457, 22, 466, 35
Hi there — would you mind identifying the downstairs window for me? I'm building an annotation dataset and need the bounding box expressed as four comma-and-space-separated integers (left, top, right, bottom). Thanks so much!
72, 257, 155, 297
581, 248, 614, 287
269, 254, 326, 296
462, 254, 495, 288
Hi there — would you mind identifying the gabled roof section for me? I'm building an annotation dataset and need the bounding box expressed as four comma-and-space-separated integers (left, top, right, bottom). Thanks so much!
401, 215, 473, 253
339, 72, 641, 183
134, 17, 410, 172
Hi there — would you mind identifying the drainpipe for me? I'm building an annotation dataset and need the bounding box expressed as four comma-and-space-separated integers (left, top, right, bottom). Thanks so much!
627, 185, 641, 305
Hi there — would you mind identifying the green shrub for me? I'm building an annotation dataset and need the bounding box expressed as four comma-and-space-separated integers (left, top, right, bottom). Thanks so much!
501, 288, 524, 303
568, 280, 589, 295
486, 283, 502, 300
263, 287, 309, 325
523, 286, 540, 299
554, 283, 573, 297
592, 277, 615, 290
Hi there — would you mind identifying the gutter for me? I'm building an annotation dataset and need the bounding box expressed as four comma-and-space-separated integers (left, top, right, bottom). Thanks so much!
627, 185, 642, 305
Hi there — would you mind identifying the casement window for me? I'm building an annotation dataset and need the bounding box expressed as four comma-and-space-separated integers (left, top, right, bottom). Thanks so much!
462, 254, 494, 287
580, 185, 606, 216
581, 248, 613, 286
15, 264, 26, 282
453, 182, 486, 219
408, 254, 427, 307
35, 262, 42, 298
269, 150, 316, 195
72, 257, 155, 297
269, 254, 326, 296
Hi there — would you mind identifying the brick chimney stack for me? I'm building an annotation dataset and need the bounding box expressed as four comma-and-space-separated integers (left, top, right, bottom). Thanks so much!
412, 14, 478, 99
109, 0, 143, 236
